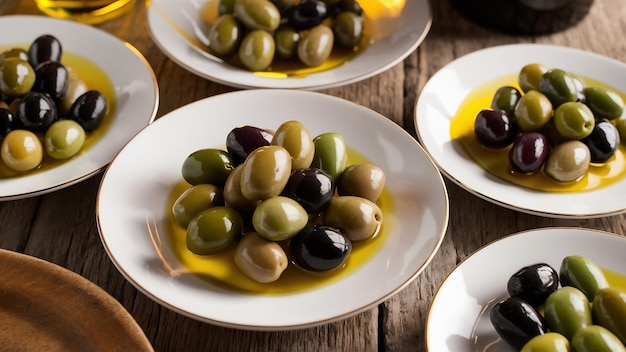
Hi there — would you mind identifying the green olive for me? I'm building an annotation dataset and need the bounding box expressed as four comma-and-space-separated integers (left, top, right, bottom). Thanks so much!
186, 206, 243, 255
518, 63, 549, 93
44, 119, 86, 160
539, 68, 580, 107
553, 102, 595, 140
1, 129, 43, 172
0, 57, 35, 98
223, 164, 260, 213
332, 11, 363, 49
514, 90, 554, 132
572, 325, 626, 352
544, 140, 590, 182
584, 86, 625, 120
172, 184, 225, 228
208, 14, 242, 56
521, 332, 570, 352
593, 288, 626, 345
240, 145, 292, 200
218, 0, 236, 14
614, 116, 626, 142
337, 163, 385, 202
234, 0, 281, 31
544, 286, 593, 340
274, 25, 300, 59
238, 29, 275, 72
234, 232, 288, 283
560, 255, 609, 302
252, 196, 308, 241
491, 86, 522, 117
0, 48, 29, 63
310, 132, 348, 180
271, 120, 315, 170
297, 24, 334, 67
323, 196, 383, 241
181, 148, 236, 187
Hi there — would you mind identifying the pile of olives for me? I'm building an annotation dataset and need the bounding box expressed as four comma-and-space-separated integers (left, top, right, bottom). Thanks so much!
490, 255, 626, 351
0, 34, 108, 174
171, 120, 386, 284
205, 0, 364, 71
474, 63, 626, 183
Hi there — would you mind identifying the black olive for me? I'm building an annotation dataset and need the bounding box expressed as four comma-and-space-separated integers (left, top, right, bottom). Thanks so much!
289, 225, 351, 272
0, 108, 18, 141
225, 125, 273, 164
32, 61, 69, 102
68, 90, 107, 132
507, 263, 559, 308
287, 0, 329, 31
282, 168, 335, 214
16, 91, 58, 132
28, 34, 62, 68
581, 119, 620, 163
508, 132, 549, 174
489, 296, 549, 350
474, 109, 518, 148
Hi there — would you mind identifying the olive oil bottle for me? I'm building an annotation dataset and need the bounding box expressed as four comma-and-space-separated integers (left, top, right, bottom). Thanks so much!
449, 0, 594, 35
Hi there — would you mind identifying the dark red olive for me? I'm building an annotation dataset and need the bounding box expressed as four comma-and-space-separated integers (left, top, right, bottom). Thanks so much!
16, 91, 58, 132
0, 108, 18, 141
68, 90, 107, 132
287, 0, 329, 31
581, 119, 620, 163
28, 34, 62, 68
282, 168, 335, 214
32, 61, 68, 102
225, 125, 273, 164
289, 225, 351, 272
507, 263, 559, 308
490, 296, 549, 350
474, 109, 518, 148
509, 132, 549, 174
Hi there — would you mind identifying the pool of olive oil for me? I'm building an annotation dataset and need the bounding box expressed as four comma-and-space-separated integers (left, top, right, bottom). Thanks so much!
450, 73, 626, 192
166, 147, 394, 295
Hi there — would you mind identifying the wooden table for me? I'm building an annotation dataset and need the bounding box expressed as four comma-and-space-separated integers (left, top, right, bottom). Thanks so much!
2, 0, 626, 351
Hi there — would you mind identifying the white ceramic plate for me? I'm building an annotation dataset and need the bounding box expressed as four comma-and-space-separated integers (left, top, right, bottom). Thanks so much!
146, 0, 431, 90
427, 227, 626, 352
415, 44, 626, 218
0, 15, 159, 200
96, 89, 449, 330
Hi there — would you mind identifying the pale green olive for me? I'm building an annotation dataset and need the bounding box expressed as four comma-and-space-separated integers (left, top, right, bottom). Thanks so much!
274, 25, 300, 59
1, 129, 43, 172
297, 24, 334, 67
518, 63, 549, 93
0, 57, 35, 98
553, 101, 595, 140
323, 196, 383, 241
234, 232, 288, 283
514, 90, 554, 132
544, 140, 591, 182
171, 184, 225, 228
44, 119, 86, 160
223, 164, 260, 213
521, 332, 570, 352
271, 120, 315, 169
240, 145, 292, 200
238, 29, 275, 72
234, 0, 281, 31
60, 71, 88, 114
186, 206, 243, 255
544, 286, 593, 340
252, 196, 308, 241
310, 132, 347, 180
337, 163, 386, 202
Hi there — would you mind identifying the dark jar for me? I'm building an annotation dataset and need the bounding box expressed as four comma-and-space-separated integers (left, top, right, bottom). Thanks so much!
449, 0, 594, 35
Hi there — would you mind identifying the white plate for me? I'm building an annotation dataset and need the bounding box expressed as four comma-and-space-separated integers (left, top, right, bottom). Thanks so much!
96, 89, 449, 330
0, 15, 159, 200
427, 227, 626, 352
414, 44, 626, 218
146, 0, 431, 90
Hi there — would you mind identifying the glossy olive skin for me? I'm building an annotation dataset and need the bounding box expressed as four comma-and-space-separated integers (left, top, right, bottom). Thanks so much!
223, 164, 260, 213
337, 163, 386, 203
491, 86, 522, 117
240, 145, 292, 200
507, 263, 559, 308
274, 25, 300, 59
310, 132, 347, 180
298, 25, 334, 67
181, 148, 236, 187
509, 132, 549, 174
16, 91, 58, 132
544, 286, 593, 340
208, 14, 242, 56
68, 90, 107, 132
238, 29, 276, 72
289, 225, 352, 272
44, 119, 86, 160
172, 184, 225, 228
521, 332, 570, 352
225, 125, 273, 164
571, 325, 626, 352
32, 61, 68, 102
490, 296, 549, 350
544, 140, 590, 182
539, 69, 580, 107
0, 108, 18, 141
0, 48, 29, 63
514, 90, 554, 132
581, 119, 620, 163
61, 73, 88, 114
332, 11, 363, 49
518, 63, 549, 93
282, 168, 335, 214
1, 129, 43, 172
234, 232, 288, 283
560, 255, 609, 302
234, 0, 281, 31
474, 109, 519, 148
553, 102, 595, 140
584, 86, 624, 120
593, 288, 626, 344
186, 206, 243, 255
323, 196, 383, 241
271, 120, 315, 170
252, 196, 308, 241
0, 57, 35, 97
287, 0, 329, 31
28, 34, 62, 68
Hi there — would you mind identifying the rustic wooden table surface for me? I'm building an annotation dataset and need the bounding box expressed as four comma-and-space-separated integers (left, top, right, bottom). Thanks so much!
2, 0, 626, 351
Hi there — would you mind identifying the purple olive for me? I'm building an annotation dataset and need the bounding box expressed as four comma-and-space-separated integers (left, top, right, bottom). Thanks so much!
509, 132, 549, 174
282, 168, 335, 214
507, 263, 559, 308
17, 91, 58, 132
68, 90, 107, 132
32, 61, 69, 102
226, 125, 273, 164
490, 296, 549, 350
581, 119, 620, 163
289, 225, 351, 272
474, 109, 518, 148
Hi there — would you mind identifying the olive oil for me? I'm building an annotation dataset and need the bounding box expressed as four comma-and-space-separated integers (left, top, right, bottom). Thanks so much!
35, 0, 136, 25
166, 148, 394, 295
450, 73, 626, 192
